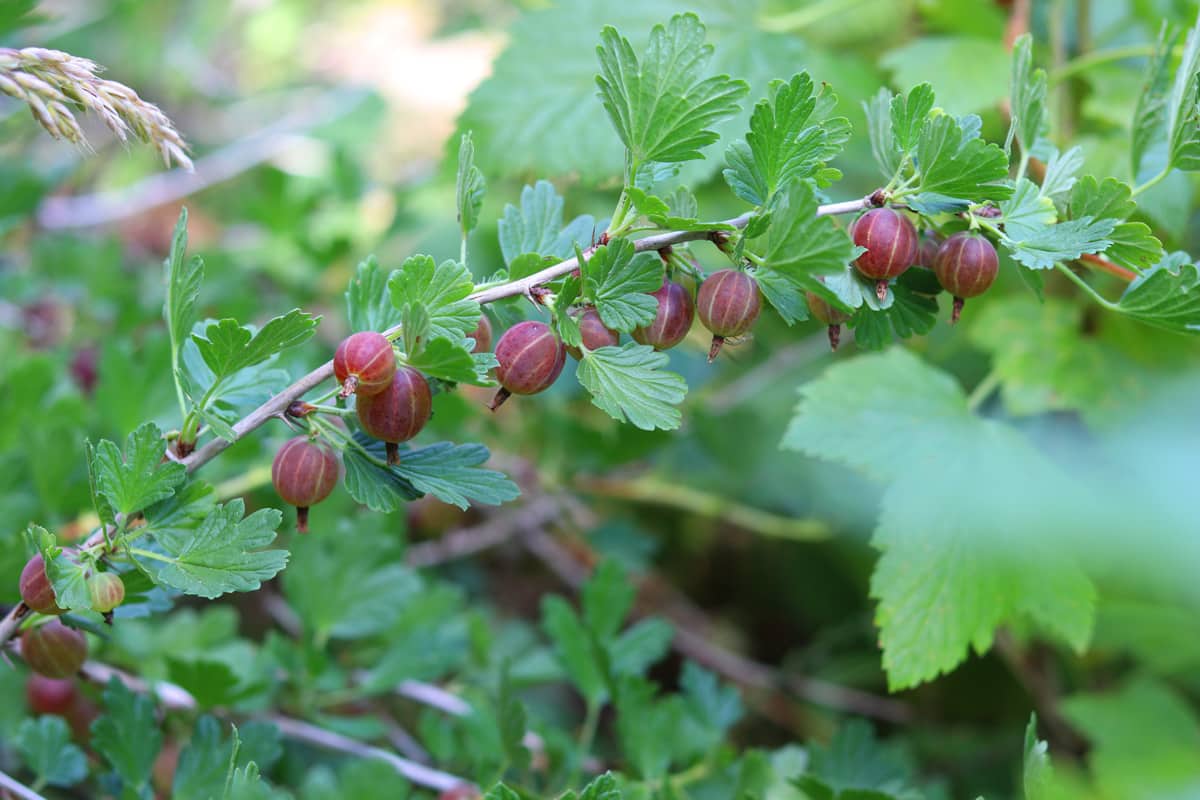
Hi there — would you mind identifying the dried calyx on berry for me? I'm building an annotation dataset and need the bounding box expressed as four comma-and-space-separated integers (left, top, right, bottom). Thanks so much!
490, 320, 566, 410
334, 331, 396, 398
932, 231, 999, 323
21, 619, 87, 679
20, 553, 65, 615
697, 269, 761, 362
565, 306, 619, 360
356, 366, 433, 464
271, 437, 341, 532
632, 279, 694, 351
805, 290, 852, 351
851, 207, 918, 300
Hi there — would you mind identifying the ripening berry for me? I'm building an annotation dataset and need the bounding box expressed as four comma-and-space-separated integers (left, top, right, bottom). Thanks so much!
932, 232, 999, 324
356, 366, 433, 465
805, 291, 851, 351
565, 307, 619, 360
272, 437, 341, 532
21, 620, 87, 679
852, 207, 918, 300
490, 320, 566, 410
25, 674, 77, 716
632, 280, 694, 351
20, 554, 64, 616
87, 572, 125, 613
917, 232, 942, 269
470, 314, 493, 354
334, 332, 396, 398
697, 270, 761, 362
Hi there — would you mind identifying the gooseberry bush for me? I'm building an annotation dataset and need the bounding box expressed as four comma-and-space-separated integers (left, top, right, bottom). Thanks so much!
3, 3, 1200, 799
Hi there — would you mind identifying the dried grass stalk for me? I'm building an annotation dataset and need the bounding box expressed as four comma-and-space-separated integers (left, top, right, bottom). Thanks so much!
0, 46, 192, 170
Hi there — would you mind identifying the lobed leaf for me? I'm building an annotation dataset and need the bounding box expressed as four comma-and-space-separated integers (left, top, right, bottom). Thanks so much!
582, 237, 664, 332
576, 343, 687, 431
388, 255, 481, 342
94, 422, 186, 516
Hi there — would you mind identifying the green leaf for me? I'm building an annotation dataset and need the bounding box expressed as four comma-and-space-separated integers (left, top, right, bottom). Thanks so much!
498, 180, 598, 264
1067, 176, 1163, 271
1023, 714, 1051, 800
760, 181, 859, 290
582, 238, 664, 332
1038, 145, 1083, 202
681, 662, 742, 742
496, 667, 531, 773
889, 83, 936, 155
1002, 216, 1117, 270
285, 530, 420, 640
1063, 678, 1200, 800
388, 255, 481, 342
172, 716, 240, 800
17, 716, 87, 788
85, 439, 117, 528
864, 87, 900, 178
847, 271, 939, 349
579, 773, 621, 800
484, 785, 521, 800
794, 720, 916, 800
406, 336, 495, 385
576, 343, 687, 431
882, 37, 1010, 116
164, 208, 204, 393
91, 678, 163, 794
1007, 34, 1047, 157
41, 542, 90, 612
782, 350, 1096, 689
626, 186, 727, 232
1131, 26, 1179, 179
1167, 16, 1200, 172
191, 309, 319, 383
346, 255, 404, 334
393, 442, 520, 510
909, 112, 1013, 208
341, 435, 422, 513
723, 72, 850, 206
148, 499, 287, 599
541, 596, 606, 704
596, 13, 748, 166
399, 301, 431, 358
754, 268, 810, 324
458, 0, 805, 184
582, 560, 635, 639
1116, 251, 1200, 333
610, 618, 673, 677
94, 422, 186, 515
456, 131, 486, 239
1000, 178, 1057, 241
168, 658, 244, 709
614, 677, 679, 780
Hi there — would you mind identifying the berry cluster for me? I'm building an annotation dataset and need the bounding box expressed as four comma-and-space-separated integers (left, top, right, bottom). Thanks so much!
806, 206, 1001, 347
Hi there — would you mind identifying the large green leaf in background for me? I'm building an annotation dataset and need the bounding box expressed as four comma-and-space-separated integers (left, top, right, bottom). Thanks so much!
458, 0, 880, 184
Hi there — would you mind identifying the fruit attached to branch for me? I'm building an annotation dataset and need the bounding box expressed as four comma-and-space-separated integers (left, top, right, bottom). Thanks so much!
805, 291, 852, 351
851, 207, 918, 300
21, 620, 87, 679
565, 306, 619, 360
490, 320, 566, 410
632, 279, 695, 351
271, 437, 341, 532
356, 366, 434, 465
932, 232, 999, 323
334, 332, 396, 398
87, 572, 125, 613
697, 269, 761, 361
20, 554, 65, 616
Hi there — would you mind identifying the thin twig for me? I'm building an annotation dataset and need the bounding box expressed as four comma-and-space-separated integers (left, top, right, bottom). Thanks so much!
78, 661, 472, 793
576, 475, 831, 542
179, 194, 876, 475
0, 603, 30, 650
1077, 253, 1136, 282
0, 769, 47, 800
267, 715, 471, 793
405, 495, 563, 567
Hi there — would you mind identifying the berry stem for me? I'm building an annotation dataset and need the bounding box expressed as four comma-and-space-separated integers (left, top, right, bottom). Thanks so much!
707, 335, 725, 363
488, 387, 512, 411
